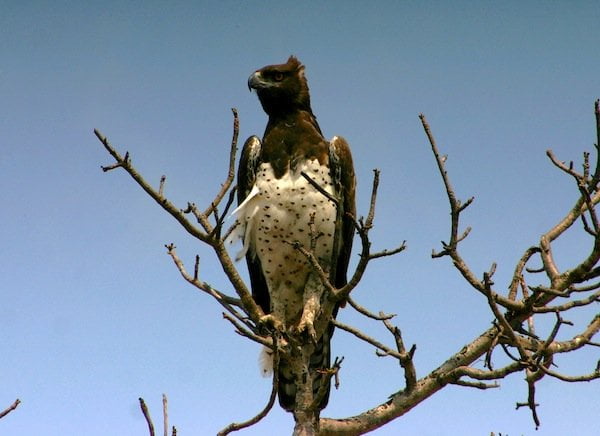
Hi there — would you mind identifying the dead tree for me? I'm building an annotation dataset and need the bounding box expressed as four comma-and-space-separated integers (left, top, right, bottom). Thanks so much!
95, 101, 600, 435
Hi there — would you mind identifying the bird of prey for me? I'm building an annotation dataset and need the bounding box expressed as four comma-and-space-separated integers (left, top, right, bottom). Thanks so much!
231, 56, 356, 412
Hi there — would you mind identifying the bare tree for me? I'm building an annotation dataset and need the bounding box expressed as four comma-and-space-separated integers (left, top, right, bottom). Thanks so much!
95, 101, 600, 435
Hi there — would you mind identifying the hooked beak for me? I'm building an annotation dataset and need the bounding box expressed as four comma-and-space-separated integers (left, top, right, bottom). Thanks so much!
248, 71, 263, 91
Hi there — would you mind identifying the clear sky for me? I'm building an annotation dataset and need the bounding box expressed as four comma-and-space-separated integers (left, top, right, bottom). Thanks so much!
1, 1, 599, 435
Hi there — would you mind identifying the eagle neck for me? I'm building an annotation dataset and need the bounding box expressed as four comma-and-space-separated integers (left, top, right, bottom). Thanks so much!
261, 110, 326, 179
264, 110, 322, 137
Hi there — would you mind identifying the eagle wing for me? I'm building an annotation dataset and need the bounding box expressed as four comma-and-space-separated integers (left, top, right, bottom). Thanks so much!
329, 135, 356, 289
236, 135, 270, 314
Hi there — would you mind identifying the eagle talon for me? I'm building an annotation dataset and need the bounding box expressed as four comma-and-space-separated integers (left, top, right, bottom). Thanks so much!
295, 319, 317, 344
258, 314, 284, 333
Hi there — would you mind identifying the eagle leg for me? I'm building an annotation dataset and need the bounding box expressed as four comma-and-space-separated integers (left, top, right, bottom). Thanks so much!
295, 272, 323, 344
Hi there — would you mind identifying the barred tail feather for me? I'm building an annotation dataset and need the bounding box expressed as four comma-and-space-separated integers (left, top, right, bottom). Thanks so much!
277, 326, 332, 412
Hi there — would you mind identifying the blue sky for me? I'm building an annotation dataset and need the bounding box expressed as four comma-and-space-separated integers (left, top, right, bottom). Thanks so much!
1, 1, 599, 435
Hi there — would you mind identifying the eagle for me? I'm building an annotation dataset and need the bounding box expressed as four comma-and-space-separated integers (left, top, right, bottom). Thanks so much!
231, 56, 356, 413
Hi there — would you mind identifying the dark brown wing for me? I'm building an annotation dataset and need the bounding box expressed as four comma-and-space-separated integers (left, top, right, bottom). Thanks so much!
237, 135, 270, 314
329, 136, 356, 288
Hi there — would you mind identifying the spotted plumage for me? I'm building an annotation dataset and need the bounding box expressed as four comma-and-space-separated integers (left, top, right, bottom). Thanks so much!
231, 56, 356, 412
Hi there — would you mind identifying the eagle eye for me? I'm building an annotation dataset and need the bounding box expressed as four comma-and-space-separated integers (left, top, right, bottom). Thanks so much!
273, 72, 284, 82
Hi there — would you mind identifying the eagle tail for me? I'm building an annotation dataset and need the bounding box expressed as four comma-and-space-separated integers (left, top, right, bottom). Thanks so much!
277, 324, 333, 413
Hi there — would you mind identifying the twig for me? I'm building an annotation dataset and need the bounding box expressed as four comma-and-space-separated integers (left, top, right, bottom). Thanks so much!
449, 361, 524, 381
165, 244, 241, 307
312, 356, 345, 408
508, 246, 541, 300
365, 169, 380, 229
217, 334, 280, 435
369, 241, 407, 260
222, 312, 273, 348
0, 398, 20, 420
347, 297, 395, 321
523, 371, 541, 429
450, 379, 499, 389
163, 394, 168, 436
382, 317, 417, 391
204, 108, 240, 217
159, 175, 166, 198
139, 397, 155, 436
335, 171, 381, 301
333, 319, 403, 360
94, 129, 211, 242
300, 171, 339, 206
420, 114, 473, 254
532, 289, 600, 312
165, 244, 248, 323
540, 365, 600, 382
483, 280, 529, 362
284, 240, 336, 295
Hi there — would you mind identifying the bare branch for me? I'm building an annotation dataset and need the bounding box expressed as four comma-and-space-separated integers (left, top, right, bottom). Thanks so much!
162, 394, 168, 436
593, 99, 600, 186
347, 297, 395, 321
419, 114, 472, 252
217, 335, 279, 436
0, 398, 20, 420
285, 240, 337, 296
94, 129, 210, 242
532, 289, 600, 313
540, 365, 600, 382
369, 241, 407, 260
365, 169, 380, 229
450, 379, 499, 390
546, 314, 600, 354
222, 312, 273, 348
95, 116, 264, 325
382, 317, 417, 391
312, 356, 345, 409
158, 175, 166, 198
300, 171, 339, 207
139, 397, 155, 436
204, 108, 240, 217
518, 371, 541, 429
508, 247, 542, 300
449, 361, 524, 381
483, 282, 529, 362
333, 319, 403, 360
165, 244, 245, 313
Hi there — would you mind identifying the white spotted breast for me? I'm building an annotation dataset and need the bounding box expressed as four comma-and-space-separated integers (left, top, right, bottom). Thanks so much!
231, 158, 337, 317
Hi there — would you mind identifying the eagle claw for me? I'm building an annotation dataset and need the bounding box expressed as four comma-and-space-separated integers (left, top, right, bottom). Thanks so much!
295, 318, 317, 344
258, 314, 284, 332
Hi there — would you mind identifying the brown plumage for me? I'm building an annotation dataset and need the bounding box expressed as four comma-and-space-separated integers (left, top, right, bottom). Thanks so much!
235, 56, 356, 413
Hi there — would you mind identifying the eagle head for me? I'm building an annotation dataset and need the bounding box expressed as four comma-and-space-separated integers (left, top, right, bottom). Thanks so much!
248, 55, 312, 116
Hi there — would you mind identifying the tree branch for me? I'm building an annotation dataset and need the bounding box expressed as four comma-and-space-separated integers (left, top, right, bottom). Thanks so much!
332, 319, 404, 360
0, 398, 20, 420
204, 108, 239, 217
95, 117, 265, 325
217, 334, 280, 436
139, 398, 155, 436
